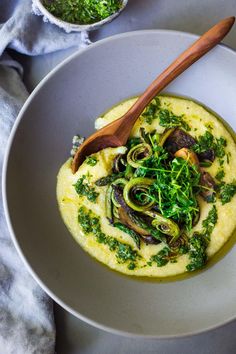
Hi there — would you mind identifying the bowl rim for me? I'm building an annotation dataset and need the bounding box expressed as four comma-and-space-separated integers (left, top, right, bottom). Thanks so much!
2, 29, 236, 338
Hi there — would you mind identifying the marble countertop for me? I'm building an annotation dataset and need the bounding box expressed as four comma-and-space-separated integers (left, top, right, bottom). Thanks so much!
17, 0, 236, 352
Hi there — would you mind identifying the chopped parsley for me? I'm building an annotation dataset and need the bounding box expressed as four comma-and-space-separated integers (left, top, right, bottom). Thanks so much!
141, 97, 190, 130
142, 97, 161, 124
202, 205, 218, 240
150, 247, 170, 267
74, 176, 99, 202
186, 205, 218, 272
158, 109, 190, 131
193, 131, 227, 159
116, 243, 138, 264
85, 155, 98, 166
215, 137, 227, 158
186, 233, 208, 272
219, 182, 236, 205
43, 0, 122, 25
215, 169, 225, 181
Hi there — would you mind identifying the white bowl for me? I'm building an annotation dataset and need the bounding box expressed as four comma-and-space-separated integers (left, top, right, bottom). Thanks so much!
3, 30, 236, 337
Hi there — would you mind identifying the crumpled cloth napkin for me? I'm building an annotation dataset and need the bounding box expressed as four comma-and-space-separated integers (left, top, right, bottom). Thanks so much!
0, 1, 85, 353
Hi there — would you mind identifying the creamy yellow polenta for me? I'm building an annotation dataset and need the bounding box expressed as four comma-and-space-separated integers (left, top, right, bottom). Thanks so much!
57, 96, 236, 277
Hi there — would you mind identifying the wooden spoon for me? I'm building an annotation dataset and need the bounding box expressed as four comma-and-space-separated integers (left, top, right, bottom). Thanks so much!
72, 16, 235, 173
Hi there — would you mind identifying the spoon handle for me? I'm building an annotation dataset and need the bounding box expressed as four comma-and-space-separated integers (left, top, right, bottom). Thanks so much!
72, 17, 235, 173
121, 16, 235, 128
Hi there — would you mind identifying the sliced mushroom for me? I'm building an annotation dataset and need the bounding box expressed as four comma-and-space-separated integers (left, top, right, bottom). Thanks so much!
198, 149, 215, 163
200, 169, 216, 202
117, 206, 160, 245
164, 128, 196, 154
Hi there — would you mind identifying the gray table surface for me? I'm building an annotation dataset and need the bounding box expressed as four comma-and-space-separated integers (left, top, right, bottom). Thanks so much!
17, 0, 236, 353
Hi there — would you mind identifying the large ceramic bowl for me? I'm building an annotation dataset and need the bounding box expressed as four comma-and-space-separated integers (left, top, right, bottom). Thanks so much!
3, 30, 236, 338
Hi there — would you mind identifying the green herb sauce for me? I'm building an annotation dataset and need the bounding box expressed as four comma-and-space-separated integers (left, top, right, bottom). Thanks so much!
78, 206, 140, 269
43, 0, 122, 25
187, 205, 218, 271
219, 182, 236, 205
74, 175, 99, 202
215, 169, 225, 181
150, 247, 170, 267
141, 97, 190, 131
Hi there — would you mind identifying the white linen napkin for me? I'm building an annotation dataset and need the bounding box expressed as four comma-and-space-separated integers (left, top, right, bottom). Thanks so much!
0, 1, 87, 352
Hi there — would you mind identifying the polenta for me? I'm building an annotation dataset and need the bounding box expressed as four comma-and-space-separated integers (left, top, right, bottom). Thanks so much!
57, 96, 236, 278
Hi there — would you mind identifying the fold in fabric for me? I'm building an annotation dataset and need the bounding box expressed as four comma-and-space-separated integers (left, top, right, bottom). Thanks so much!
0, 1, 89, 352
0, 0, 83, 56
0, 54, 55, 354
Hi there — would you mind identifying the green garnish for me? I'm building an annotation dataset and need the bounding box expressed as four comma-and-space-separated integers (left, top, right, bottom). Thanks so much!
74, 176, 99, 202
186, 205, 217, 271
126, 137, 142, 149
142, 97, 161, 124
85, 155, 98, 166
215, 169, 225, 181
193, 131, 227, 159
43, 0, 122, 25
219, 182, 236, 205
215, 137, 227, 158
186, 233, 208, 272
141, 97, 190, 131
78, 206, 139, 269
202, 205, 218, 240
147, 154, 201, 231
116, 243, 138, 264
179, 244, 189, 255
150, 247, 170, 267
158, 109, 190, 131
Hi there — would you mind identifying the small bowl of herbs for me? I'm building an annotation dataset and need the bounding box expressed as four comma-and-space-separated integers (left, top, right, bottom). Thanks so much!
33, 0, 128, 32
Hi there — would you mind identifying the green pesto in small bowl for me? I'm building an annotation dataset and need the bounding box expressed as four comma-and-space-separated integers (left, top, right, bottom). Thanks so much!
43, 0, 123, 25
